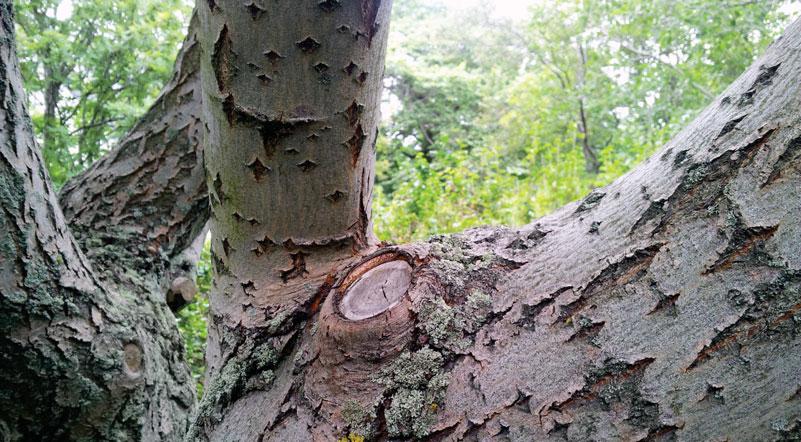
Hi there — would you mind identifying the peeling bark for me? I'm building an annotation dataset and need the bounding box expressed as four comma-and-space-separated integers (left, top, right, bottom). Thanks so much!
59, 13, 208, 299
0, 5, 200, 440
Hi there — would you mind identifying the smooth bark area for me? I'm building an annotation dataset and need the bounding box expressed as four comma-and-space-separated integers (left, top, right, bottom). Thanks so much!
0, 5, 203, 440
190, 0, 390, 438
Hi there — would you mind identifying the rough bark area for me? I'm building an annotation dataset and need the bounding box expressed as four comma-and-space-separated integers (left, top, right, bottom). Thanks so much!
0, 4, 199, 440
190, 1, 391, 439
192, 6, 801, 441
59, 13, 208, 302
360, 26, 801, 441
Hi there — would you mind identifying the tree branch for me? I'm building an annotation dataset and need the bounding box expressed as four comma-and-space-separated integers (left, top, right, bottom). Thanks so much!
0, 3, 195, 439
619, 43, 716, 100
59, 13, 208, 299
188, 0, 393, 437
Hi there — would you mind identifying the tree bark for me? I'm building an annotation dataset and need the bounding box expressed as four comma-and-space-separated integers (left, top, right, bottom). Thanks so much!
59, 12, 209, 303
191, 4, 801, 440
0, 4, 204, 440
190, 0, 390, 438
2, 1, 800, 440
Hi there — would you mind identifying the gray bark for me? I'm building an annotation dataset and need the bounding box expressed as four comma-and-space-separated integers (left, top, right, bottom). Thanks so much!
59, 12, 209, 303
0, 4, 204, 440
191, 3, 801, 441
190, 0, 390, 438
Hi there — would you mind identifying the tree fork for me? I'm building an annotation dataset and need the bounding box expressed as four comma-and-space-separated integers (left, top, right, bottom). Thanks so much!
2, 1, 800, 440
191, 5, 801, 440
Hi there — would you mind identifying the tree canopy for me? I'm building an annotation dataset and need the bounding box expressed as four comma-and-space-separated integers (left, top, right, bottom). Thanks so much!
16, 0, 190, 185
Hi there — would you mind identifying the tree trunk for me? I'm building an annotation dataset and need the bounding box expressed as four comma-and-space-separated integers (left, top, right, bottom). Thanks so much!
191, 3, 801, 441
190, 0, 389, 438
0, 4, 205, 440
42, 73, 59, 158
575, 42, 599, 174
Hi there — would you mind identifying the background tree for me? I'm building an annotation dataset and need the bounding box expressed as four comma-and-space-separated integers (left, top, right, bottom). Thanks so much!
375, 0, 798, 241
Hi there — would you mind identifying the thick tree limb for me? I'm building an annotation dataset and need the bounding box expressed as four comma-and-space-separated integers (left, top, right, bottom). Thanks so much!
0, 4, 196, 440
59, 14, 208, 300
190, 0, 392, 439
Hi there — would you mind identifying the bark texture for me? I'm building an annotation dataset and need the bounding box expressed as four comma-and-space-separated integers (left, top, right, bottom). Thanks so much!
59, 13, 208, 301
190, 1, 390, 439
2, 0, 800, 440
0, 5, 202, 440
192, 6, 801, 441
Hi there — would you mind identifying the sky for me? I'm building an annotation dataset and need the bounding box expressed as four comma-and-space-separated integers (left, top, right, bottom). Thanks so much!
439, 0, 537, 19
441, 0, 801, 19
54, 0, 801, 22
54, 0, 538, 20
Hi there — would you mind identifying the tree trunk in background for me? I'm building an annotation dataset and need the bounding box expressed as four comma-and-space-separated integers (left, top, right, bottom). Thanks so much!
576, 42, 599, 174
0, 4, 205, 440
42, 72, 59, 157
191, 3, 801, 440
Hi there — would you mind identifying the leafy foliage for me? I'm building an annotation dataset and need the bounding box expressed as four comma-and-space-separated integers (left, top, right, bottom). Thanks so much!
374, 0, 798, 242
176, 240, 212, 396
16, 0, 190, 186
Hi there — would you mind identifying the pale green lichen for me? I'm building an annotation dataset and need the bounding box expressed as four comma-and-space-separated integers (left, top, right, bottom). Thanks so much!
265, 310, 290, 334
468, 253, 495, 271
191, 340, 281, 433
376, 347, 449, 438
200, 357, 247, 417
385, 389, 435, 438
463, 290, 493, 329
418, 290, 493, 352
418, 297, 463, 349
684, 164, 709, 187
341, 399, 378, 438
429, 235, 470, 263
429, 258, 467, 291
428, 236, 500, 294
245, 343, 278, 392
253, 343, 278, 369
245, 370, 275, 391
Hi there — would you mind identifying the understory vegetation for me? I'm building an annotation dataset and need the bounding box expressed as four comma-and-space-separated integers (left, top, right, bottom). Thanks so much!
17, 0, 800, 396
